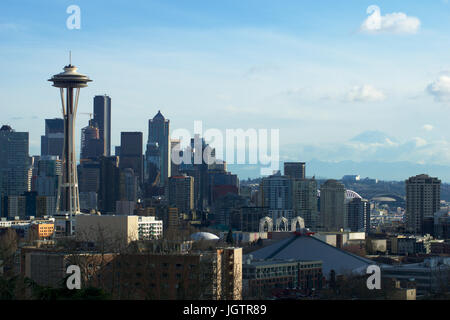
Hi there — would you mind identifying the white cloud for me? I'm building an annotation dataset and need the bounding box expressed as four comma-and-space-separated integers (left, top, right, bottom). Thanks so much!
423, 124, 434, 131
385, 138, 398, 146
413, 137, 427, 147
283, 131, 450, 167
360, 5, 420, 34
427, 75, 450, 102
346, 85, 385, 102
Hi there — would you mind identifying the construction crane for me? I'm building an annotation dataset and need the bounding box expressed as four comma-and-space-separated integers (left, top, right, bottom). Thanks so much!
79, 112, 93, 120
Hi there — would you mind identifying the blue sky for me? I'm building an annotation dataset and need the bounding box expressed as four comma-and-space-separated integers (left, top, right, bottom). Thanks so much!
2, 1, 450, 180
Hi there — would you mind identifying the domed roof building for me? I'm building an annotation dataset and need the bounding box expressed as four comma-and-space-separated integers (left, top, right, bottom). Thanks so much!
0, 125, 13, 132
190, 232, 220, 241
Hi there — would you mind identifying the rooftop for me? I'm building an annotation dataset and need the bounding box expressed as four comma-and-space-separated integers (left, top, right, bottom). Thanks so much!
247, 233, 374, 276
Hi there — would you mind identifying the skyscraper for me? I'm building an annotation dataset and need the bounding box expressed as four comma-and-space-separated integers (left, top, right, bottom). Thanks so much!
144, 142, 160, 186
292, 178, 318, 229
119, 132, 143, 186
170, 139, 181, 177
319, 179, 346, 232
168, 175, 194, 214
178, 135, 214, 211
260, 172, 293, 220
406, 174, 441, 234
80, 120, 103, 160
0, 125, 31, 196
41, 118, 64, 159
346, 197, 370, 233
98, 156, 124, 214
208, 166, 239, 206
284, 162, 306, 180
35, 155, 61, 197
122, 167, 138, 203
93, 95, 111, 157
147, 111, 170, 187
78, 158, 100, 212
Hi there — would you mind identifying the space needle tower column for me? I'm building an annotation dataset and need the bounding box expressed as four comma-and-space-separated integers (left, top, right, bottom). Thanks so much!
49, 63, 92, 236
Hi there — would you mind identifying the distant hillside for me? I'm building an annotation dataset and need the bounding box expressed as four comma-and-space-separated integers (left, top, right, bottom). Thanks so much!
229, 160, 450, 183
241, 177, 450, 202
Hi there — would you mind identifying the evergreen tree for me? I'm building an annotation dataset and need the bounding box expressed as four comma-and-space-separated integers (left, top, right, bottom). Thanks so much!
226, 229, 233, 244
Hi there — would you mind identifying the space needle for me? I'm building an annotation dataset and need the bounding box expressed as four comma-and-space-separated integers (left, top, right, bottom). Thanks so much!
49, 59, 92, 235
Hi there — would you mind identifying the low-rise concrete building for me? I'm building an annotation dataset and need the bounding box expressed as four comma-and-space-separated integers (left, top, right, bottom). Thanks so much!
75, 214, 163, 246
381, 257, 450, 294
242, 257, 323, 298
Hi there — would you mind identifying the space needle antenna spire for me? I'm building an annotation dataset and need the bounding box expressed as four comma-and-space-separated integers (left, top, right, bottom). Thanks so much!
48, 59, 92, 236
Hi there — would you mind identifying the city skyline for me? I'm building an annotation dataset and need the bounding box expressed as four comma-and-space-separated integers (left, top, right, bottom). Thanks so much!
3, 1, 450, 305
2, 1, 450, 181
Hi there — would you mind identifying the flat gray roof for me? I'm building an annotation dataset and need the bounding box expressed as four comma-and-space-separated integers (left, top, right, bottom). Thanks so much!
247, 235, 374, 276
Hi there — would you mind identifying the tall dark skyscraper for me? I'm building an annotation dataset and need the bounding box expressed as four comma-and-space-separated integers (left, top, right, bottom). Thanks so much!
119, 132, 143, 185
41, 118, 64, 159
346, 197, 370, 233
98, 156, 124, 214
284, 162, 306, 180
0, 125, 31, 196
78, 158, 100, 212
147, 111, 170, 187
93, 95, 111, 157
144, 142, 161, 197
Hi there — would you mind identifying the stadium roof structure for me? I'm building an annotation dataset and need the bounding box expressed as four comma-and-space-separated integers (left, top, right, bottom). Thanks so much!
190, 232, 220, 241
345, 189, 363, 199
316, 189, 363, 199
247, 234, 375, 277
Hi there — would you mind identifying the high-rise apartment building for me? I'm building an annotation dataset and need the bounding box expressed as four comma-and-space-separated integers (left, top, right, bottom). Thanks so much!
93, 95, 112, 157
284, 162, 306, 180
260, 172, 293, 220
292, 178, 318, 229
346, 197, 370, 233
319, 180, 346, 231
41, 118, 64, 159
406, 174, 441, 234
